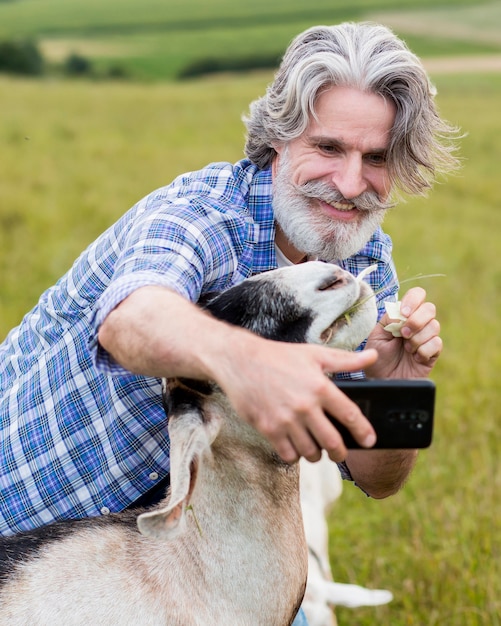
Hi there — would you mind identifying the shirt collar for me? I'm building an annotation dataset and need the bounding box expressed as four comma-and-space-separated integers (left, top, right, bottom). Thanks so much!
245, 164, 277, 272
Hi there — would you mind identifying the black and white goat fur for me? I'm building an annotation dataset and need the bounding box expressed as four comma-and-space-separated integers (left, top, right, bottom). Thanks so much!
0, 261, 378, 626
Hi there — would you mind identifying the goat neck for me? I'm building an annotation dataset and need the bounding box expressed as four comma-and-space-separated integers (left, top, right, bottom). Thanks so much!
137, 378, 308, 626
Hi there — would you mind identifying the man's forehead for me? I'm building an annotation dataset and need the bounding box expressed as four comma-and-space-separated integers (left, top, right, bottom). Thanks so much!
302, 88, 395, 149
305, 134, 390, 154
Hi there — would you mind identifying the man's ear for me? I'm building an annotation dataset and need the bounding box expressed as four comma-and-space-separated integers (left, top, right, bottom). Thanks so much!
271, 142, 287, 181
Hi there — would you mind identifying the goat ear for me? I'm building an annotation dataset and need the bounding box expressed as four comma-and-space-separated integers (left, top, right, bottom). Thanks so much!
137, 409, 220, 539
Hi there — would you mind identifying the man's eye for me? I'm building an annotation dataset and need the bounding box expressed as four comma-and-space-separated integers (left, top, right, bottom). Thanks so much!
319, 144, 340, 154
366, 153, 387, 166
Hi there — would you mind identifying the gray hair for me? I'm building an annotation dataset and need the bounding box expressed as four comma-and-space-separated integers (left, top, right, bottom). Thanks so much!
243, 22, 461, 196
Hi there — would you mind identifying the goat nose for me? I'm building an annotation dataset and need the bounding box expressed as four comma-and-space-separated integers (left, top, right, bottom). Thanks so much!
318, 271, 351, 291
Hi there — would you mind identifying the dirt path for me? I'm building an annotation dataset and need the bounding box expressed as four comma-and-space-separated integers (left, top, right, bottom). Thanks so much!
367, 4, 501, 74
423, 54, 501, 74
368, 6, 501, 47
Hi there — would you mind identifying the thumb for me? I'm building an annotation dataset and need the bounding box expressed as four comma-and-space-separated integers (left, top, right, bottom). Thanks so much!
321, 347, 378, 375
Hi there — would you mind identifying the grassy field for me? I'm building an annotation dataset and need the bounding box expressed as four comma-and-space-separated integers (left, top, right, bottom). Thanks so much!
1, 2, 501, 624
1, 0, 500, 79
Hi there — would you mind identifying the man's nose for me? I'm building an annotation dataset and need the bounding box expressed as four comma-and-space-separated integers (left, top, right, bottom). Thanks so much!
331, 155, 368, 200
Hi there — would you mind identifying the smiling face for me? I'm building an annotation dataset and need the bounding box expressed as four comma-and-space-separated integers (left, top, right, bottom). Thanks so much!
272, 86, 396, 263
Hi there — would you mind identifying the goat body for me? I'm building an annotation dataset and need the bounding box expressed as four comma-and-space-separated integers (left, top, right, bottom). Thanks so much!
0, 262, 377, 625
0, 407, 306, 625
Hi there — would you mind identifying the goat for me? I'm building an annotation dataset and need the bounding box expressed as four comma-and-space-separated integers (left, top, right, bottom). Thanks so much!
0, 261, 377, 626
300, 454, 393, 626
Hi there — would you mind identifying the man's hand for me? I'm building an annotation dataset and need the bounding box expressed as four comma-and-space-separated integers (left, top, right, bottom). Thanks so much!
214, 337, 379, 464
341, 286, 440, 499
364, 287, 442, 380
99, 286, 379, 465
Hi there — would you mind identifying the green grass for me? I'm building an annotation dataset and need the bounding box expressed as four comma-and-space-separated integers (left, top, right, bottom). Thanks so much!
1, 0, 500, 80
0, 0, 486, 37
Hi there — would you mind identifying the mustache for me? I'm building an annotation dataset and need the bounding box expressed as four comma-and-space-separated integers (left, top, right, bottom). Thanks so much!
297, 180, 395, 212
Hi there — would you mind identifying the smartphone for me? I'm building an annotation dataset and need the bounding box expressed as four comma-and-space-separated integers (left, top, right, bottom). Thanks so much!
329, 379, 435, 449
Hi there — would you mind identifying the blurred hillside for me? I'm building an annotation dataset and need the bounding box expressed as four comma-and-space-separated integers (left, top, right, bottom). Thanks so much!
0, 0, 500, 80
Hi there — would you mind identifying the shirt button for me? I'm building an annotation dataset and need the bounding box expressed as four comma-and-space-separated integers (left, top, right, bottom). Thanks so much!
100, 506, 110, 516
149, 472, 159, 481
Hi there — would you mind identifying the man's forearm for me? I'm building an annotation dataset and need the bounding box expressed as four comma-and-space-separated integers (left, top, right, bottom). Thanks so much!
345, 448, 418, 499
97, 285, 243, 381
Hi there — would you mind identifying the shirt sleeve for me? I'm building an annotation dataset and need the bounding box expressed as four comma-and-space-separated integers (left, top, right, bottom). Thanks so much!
88, 193, 254, 375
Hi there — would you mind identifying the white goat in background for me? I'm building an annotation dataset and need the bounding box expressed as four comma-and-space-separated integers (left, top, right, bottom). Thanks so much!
300, 453, 393, 626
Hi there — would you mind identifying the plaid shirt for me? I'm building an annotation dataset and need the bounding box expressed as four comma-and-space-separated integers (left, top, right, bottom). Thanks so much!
0, 159, 398, 536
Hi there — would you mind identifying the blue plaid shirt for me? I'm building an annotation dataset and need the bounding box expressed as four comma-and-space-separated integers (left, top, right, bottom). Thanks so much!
0, 159, 398, 536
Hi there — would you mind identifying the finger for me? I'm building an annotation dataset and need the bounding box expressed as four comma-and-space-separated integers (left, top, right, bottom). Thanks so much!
322, 347, 378, 374
399, 287, 427, 317
403, 318, 441, 349
411, 335, 443, 364
264, 409, 323, 463
322, 384, 376, 451
306, 411, 348, 463
400, 303, 438, 339
286, 423, 323, 463
273, 435, 301, 464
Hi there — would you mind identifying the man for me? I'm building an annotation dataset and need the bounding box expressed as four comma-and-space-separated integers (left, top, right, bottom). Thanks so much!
0, 22, 458, 620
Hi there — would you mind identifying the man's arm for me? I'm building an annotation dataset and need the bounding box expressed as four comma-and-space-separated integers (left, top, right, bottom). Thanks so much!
344, 448, 418, 499
345, 285, 442, 497
98, 285, 379, 463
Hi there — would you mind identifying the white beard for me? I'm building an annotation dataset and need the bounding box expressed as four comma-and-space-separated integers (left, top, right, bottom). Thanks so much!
272, 158, 391, 262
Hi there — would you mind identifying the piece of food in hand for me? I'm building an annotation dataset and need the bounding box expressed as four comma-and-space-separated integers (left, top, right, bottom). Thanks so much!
383, 301, 407, 337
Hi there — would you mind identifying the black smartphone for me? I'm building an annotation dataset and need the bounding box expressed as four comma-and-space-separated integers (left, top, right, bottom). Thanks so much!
329, 379, 435, 449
